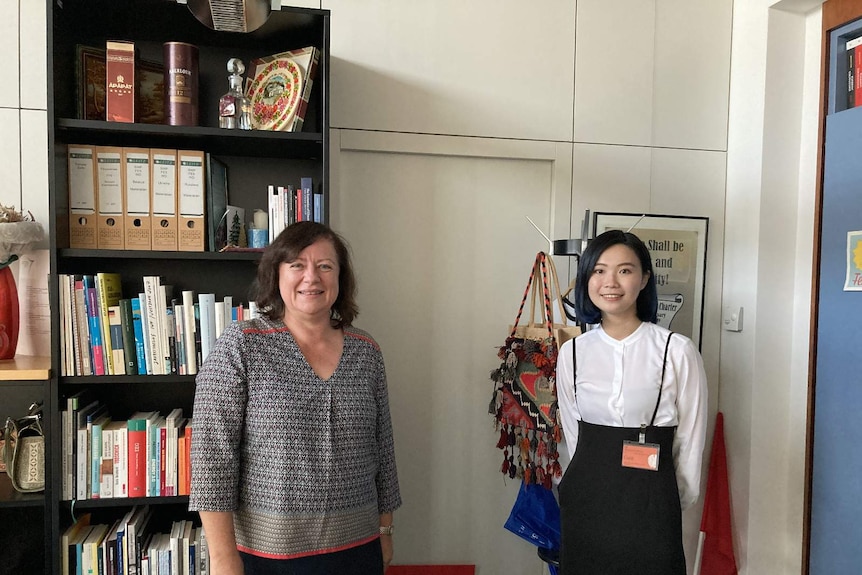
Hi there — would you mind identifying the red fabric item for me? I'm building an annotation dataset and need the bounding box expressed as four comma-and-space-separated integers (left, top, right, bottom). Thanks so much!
699, 412, 738, 575
387, 567, 475, 575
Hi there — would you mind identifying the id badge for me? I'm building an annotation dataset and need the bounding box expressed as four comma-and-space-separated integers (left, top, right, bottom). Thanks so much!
621, 440, 660, 471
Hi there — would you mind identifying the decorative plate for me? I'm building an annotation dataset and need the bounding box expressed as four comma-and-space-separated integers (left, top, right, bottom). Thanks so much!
247, 57, 304, 131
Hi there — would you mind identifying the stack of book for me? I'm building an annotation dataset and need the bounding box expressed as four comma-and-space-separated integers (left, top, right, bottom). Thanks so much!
60, 395, 194, 503
58, 273, 257, 377
267, 177, 324, 244
61, 509, 210, 575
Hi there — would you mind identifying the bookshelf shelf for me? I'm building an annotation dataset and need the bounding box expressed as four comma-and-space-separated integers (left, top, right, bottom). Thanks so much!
0, 356, 51, 381
63, 496, 189, 509
57, 119, 324, 159
59, 249, 263, 261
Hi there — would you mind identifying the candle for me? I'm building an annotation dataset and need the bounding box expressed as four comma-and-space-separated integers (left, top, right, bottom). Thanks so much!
253, 209, 268, 230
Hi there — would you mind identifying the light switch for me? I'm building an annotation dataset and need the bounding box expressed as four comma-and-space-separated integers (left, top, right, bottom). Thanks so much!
723, 306, 743, 332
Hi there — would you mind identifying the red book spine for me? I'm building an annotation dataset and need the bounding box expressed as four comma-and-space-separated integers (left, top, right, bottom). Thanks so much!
127, 420, 147, 497
296, 190, 303, 222
178, 430, 187, 497
855, 44, 862, 107
159, 426, 167, 496
183, 425, 192, 495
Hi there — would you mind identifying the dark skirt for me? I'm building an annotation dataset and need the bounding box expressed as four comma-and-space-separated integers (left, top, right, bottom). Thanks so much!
240, 539, 383, 575
558, 420, 685, 575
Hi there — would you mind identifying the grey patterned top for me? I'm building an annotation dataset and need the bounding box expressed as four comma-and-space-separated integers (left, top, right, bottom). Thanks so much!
189, 315, 402, 559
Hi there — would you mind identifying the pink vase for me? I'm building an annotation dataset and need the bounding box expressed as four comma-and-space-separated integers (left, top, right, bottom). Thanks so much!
0, 265, 19, 359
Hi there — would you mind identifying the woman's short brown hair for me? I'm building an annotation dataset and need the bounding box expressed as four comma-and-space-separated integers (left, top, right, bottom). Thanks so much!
254, 221, 358, 328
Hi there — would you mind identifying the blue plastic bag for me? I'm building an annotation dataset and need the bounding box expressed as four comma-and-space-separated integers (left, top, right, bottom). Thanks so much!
503, 481, 561, 551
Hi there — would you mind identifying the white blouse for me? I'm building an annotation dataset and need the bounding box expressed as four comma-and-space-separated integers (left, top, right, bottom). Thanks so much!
556, 322, 708, 509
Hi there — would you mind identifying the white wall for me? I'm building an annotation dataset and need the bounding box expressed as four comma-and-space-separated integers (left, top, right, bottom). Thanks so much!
0, 0, 48, 225
3, 0, 826, 572
723, 0, 821, 573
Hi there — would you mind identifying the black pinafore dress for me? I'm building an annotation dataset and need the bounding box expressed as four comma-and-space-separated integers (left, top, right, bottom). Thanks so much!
558, 334, 686, 575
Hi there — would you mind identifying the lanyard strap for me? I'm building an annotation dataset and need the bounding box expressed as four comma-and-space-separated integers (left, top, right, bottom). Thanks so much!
571, 330, 675, 426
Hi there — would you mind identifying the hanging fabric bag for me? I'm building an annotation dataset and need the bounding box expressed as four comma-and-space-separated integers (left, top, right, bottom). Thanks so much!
489, 252, 579, 488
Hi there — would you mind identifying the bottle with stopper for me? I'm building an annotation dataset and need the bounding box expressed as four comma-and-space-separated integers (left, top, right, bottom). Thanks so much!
218, 58, 252, 129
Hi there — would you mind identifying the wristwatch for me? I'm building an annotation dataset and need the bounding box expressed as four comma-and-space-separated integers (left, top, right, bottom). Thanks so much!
379, 525, 394, 536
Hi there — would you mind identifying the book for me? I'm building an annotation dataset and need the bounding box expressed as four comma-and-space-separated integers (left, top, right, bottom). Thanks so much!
98, 420, 121, 499
119, 298, 138, 375
182, 290, 198, 375
160, 283, 175, 373
82, 275, 106, 375
301, 177, 313, 223
178, 150, 206, 251
166, 301, 178, 374
131, 297, 148, 375
73, 275, 93, 376
268, 185, 280, 244
151, 149, 179, 251
856, 42, 862, 108
205, 154, 229, 252
71, 525, 95, 575
96, 271, 123, 375
60, 274, 79, 376
214, 301, 225, 339
84, 523, 110, 575
142, 276, 165, 375
198, 293, 216, 363
169, 520, 185, 575
95, 146, 126, 249
314, 190, 324, 223
123, 147, 153, 250
115, 506, 137, 575
65, 392, 95, 499
62, 515, 92, 575
89, 411, 111, 499
102, 519, 122, 575
127, 411, 158, 498
126, 505, 153, 575
108, 305, 126, 376
59, 274, 72, 376
110, 419, 129, 498
180, 520, 194, 575
68, 145, 98, 249
165, 408, 184, 496
177, 421, 190, 496
148, 415, 166, 497
173, 300, 187, 374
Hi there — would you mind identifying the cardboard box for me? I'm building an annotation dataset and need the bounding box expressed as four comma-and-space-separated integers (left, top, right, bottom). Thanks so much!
68, 145, 98, 249
177, 150, 205, 251
150, 149, 178, 251
106, 41, 135, 123
123, 147, 152, 250
95, 146, 125, 250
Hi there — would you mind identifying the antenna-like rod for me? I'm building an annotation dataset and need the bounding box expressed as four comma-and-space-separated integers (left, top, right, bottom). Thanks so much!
525, 216, 553, 254
625, 214, 647, 233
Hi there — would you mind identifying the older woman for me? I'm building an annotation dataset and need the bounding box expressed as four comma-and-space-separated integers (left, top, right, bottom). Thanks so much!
190, 221, 401, 575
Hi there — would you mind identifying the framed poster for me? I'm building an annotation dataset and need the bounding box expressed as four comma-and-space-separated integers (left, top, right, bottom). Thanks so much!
593, 212, 709, 348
